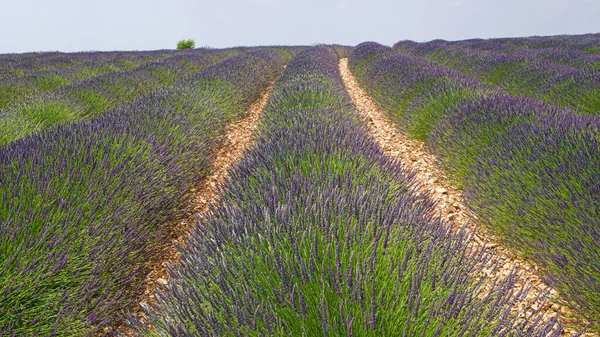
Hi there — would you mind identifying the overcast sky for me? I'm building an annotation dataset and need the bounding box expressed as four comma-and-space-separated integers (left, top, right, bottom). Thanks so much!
1, 0, 599, 53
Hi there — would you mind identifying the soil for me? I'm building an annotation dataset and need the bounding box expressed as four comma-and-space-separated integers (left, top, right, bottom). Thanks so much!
338, 58, 594, 337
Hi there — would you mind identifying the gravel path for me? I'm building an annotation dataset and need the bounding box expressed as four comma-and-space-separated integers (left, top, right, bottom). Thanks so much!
338, 58, 592, 336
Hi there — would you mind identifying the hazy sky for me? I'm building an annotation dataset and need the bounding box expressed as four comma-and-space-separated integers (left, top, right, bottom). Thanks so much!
1, 0, 599, 53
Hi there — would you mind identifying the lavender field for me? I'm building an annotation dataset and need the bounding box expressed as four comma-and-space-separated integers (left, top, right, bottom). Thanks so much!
0, 34, 598, 336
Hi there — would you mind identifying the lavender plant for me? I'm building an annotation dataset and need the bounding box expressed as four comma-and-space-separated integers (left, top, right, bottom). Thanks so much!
0, 49, 240, 145
349, 42, 491, 142
0, 49, 184, 78
466, 114, 600, 323
132, 48, 558, 336
350, 41, 599, 327
0, 50, 184, 108
395, 39, 600, 115
426, 37, 600, 70
0, 49, 285, 336
446, 33, 600, 55
428, 95, 567, 180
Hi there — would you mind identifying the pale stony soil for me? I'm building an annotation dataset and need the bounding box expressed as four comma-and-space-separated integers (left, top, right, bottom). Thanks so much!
339, 58, 593, 336
116, 80, 277, 335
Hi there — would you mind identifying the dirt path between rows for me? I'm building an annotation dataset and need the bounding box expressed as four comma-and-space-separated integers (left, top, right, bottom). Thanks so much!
116, 80, 276, 335
338, 58, 592, 336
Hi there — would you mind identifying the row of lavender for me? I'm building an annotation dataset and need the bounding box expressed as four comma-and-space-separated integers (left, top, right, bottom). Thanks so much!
0, 49, 287, 336
0, 49, 182, 78
442, 38, 600, 70
349, 42, 599, 327
402, 33, 600, 70
445, 33, 600, 56
125, 48, 559, 336
0, 50, 190, 109
0, 49, 241, 145
395, 37, 600, 115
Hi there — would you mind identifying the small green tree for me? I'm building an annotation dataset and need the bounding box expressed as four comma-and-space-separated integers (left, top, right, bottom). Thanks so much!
176, 39, 195, 50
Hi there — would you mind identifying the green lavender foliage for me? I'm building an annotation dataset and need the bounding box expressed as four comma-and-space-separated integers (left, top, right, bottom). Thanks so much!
350, 41, 599, 328
0, 50, 180, 109
0, 49, 285, 336
0, 49, 239, 145
130, 48, 557, 337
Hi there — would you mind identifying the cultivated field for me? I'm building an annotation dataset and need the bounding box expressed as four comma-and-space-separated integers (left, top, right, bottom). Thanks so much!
0, 34, 599, 336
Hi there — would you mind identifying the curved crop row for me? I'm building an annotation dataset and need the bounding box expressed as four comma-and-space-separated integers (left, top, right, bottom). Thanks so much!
395, 40, 600, 115
442, 33, 600, 55
349, 42, 600, 327
0, 49, 240, 145
412, 38, 600, 70
0, 49, 182, 78
128, 48, 557, 336
0, 50, 187, 109
0, 49, 286, 336
350, 42, 493, 143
